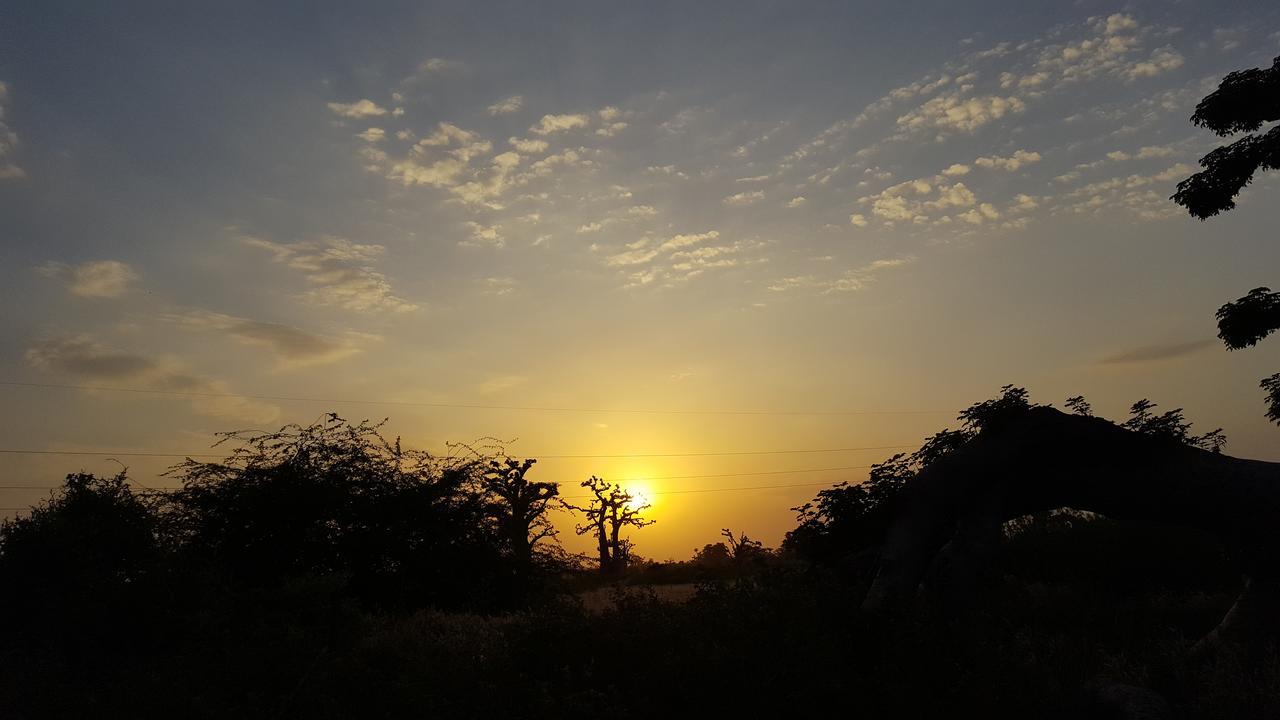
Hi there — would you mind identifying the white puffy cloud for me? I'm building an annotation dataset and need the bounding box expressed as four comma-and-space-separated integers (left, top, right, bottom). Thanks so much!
529, 113, 589, 135
849, 213, 868, 227
488, 95, 524, 115
723, 190, 764, 207
508, 136, 549, 153
356, 127, 386, 142
1124, 46, 1185, 80
658, 230, 720, 253
974, 149, 1042, 171
896, 93, 1026, 134
787, 196, 808, 208
327, 99, 388, 118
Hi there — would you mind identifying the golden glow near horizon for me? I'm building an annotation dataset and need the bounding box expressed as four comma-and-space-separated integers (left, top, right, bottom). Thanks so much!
4, 5, 1280, 561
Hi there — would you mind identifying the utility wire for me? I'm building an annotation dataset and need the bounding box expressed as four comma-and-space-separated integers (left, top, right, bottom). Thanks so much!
0, 463, 876, 494
0, 443, 916, 461
0, 381, 953, 417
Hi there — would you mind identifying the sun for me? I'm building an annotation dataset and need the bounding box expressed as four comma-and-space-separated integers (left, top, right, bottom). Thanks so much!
619, 478, 656, 511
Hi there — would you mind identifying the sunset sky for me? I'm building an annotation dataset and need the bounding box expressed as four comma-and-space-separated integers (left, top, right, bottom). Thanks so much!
3, 1, 1280, 559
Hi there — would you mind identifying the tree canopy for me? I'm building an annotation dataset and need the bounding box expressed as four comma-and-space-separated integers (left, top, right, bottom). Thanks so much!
1172, 56, 1280, 219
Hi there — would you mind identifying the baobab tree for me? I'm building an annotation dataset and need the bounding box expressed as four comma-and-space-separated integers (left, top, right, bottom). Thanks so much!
1172, 54, 1280, 422
479, 457, 561, 572
567, 476, 654, 573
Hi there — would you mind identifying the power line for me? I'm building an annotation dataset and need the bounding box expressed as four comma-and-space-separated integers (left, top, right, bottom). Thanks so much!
0, 443, 916, 461
0, 381, 952, 417
0, 463, 875, 494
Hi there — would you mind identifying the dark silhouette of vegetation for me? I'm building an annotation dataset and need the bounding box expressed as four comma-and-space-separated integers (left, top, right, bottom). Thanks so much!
480, 457, 562, 574
567, 476, 654, 573
162, 413, 525, 610
2, 391, 1277, 718
1172, 56, 1280, 425
1065, 394, 1093, 416
1172, 55, 1280, 219
1121, 399, 1226, 452
785, 385, 1035, 561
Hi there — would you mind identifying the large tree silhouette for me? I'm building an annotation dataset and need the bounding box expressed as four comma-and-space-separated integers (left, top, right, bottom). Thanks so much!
480, 457, 561, 572
1172, 55, 1280, 422
567, 476, 654, 573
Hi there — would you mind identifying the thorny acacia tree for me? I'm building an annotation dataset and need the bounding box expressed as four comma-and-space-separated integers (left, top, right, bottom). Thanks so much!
1172, 55, 1280, 422
567, 476, 654, 573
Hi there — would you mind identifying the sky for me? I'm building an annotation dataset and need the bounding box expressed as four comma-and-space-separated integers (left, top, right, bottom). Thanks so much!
2, 1, 1280, 560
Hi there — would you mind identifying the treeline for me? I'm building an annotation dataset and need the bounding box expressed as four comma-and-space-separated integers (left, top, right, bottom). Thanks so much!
0, 388, 1261, 719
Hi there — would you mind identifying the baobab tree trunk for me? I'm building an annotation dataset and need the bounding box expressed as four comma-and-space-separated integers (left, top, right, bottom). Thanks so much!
861, 407, 1280, 650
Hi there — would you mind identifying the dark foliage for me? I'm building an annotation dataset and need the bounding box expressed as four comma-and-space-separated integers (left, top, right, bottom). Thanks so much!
1262, 373, 1280, 425
784, 385, 1035, 560
162, 414, 521, 610
1216, 287, 1280, 350
1065, 394, 1093, 417
1173, 56, 1280, 219
1121, 399, 1226, 453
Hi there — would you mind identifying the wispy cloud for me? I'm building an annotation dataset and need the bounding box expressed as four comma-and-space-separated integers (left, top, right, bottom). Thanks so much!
1098, 339, 1215, 365
25, 335, 279, 422
242, 235, 417, 313
38, 260, 137, 298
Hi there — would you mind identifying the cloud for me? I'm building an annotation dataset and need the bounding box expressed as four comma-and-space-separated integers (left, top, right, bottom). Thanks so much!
658, 230, 720, 253
487, 95, 524, 115
723, 190, 764, 207
1098, 339, 1214, 365
787, 196, 808, 208
595, 122, 629, 137
896, 93, 1026, 134
529, 113, 589, 135
476, 375, 526, 394
164, 310, 364, 366
25, 335, 279, 423
356, 127, 386, 142
769, 256, 916, 294
508, 136, 548, 153
327, 99, 388, 118
478, 277, 517, 296
242, 235, 417, 312
974, 149, 1041, 171
1104, 13, 1138, 35
0, 82, 23, 179
1124, 46, 1184, 80
38, 260, 137, 298
849, 213, 868, 227
942, 163, 971, 177
462, 221, 504, 248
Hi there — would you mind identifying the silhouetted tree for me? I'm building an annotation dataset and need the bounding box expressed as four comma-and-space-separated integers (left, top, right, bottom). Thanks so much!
1171, 56, 1280, 423
1172, 55, 1280, 219
0, 472, 165, 660
786, 386, 1036, 560
567, 476, 654, 573
1121, 398, 1226, 452
692, 540, 732, 566
1065, 395, 1093, 417
480, 457, 561, 571
721, 528, 768, 561
164, 413, 512, 608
